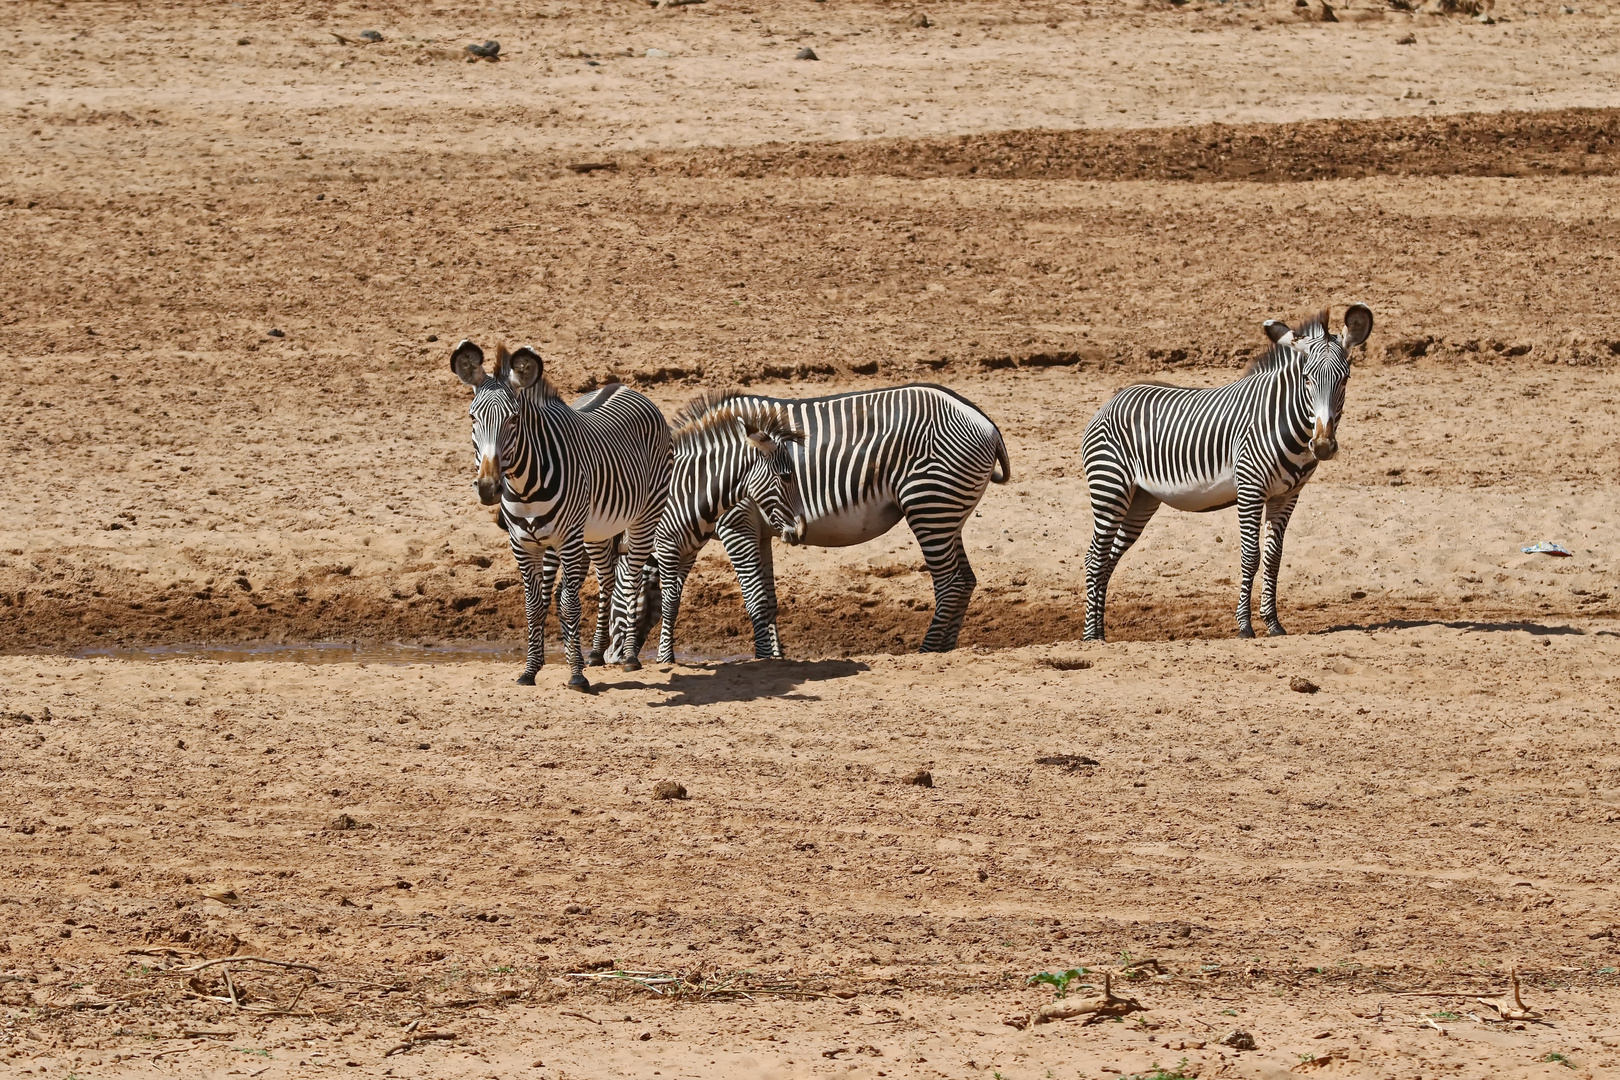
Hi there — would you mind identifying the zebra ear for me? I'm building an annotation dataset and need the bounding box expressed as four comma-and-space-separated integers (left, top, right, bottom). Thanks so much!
745, 429, 777, 456
450, 340, 487, 387
1263, 319, 1294, 346
506, 346, 543, 390
1342, 304, 1373, 349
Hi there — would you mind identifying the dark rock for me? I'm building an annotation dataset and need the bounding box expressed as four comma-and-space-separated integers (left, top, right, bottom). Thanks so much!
360, 29, 384, 42
325, 813, 373, 831
237, 37, 251, 46
1220, 1029, 1256, 1051
1035, 754, 1099, 769
905, 769, 933, 788
466, 40, 501, 58
795, 46, 818, 60
1289, 677, 1320, 694
653, 780, 687, 800
267, 328, 284, 338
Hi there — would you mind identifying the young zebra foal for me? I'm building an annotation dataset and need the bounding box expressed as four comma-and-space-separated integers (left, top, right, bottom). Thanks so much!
1081, 305, 1372, 641
652, 395, 805, 664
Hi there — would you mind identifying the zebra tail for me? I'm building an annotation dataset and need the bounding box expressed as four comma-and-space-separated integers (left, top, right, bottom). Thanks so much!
991, 429, 1012, 484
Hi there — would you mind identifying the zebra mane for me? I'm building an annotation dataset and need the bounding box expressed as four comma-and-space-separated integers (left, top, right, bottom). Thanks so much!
671, 388, 750, 429
670, 393, 803, 450
1240, 311, 1329, 377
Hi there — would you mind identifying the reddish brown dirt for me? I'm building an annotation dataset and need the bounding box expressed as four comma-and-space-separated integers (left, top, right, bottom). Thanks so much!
4, 1, 1620, 1077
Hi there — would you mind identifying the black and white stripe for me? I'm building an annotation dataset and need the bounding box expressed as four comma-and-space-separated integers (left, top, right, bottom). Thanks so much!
452, 342, 672, 690
685, 384, 1011, 655
1080, 305, 1372, 641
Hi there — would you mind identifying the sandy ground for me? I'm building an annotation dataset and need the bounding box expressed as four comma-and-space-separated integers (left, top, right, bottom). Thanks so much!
5, 1, 1620, 1077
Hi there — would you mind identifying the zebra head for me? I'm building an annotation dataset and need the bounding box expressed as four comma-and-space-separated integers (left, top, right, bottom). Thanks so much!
450, 340, 517, 506
740, 408, 807, 544
1262, 304, 1373, 462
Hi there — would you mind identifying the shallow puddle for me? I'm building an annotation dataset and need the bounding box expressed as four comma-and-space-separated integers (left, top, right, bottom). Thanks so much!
60, 641, 750, 666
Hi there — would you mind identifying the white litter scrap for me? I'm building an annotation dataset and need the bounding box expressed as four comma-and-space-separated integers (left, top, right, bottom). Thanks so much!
1522, 541, 1573, 557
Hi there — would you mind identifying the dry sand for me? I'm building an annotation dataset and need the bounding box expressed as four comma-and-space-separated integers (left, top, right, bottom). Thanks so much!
3, 1, 1620, 1077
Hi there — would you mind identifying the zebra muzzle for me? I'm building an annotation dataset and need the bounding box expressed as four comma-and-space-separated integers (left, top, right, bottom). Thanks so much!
476, 455, 501, 505
1309, 423, 1337, 461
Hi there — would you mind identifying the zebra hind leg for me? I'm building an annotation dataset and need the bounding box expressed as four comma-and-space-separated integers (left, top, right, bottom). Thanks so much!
1084, 489, 1159, 642
912, 524, 974, 654
585, 539, 617, 667
1259, 493, 1301, 637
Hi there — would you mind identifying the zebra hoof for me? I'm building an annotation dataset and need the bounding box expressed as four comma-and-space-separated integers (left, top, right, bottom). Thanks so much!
1266, 623, 1288, 637
567, 673, 591, 693
516, 671, 538, 686
1237, 627, 1256, 640
622, 657, 642, 673
586, 651, 606, 668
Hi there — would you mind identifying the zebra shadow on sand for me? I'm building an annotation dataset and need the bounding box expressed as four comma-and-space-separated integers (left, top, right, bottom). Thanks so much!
590, 657, 869, 707
1317, 618, 1585, 637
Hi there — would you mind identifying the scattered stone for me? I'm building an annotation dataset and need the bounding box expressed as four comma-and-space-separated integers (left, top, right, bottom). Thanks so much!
794, 46, 819, 60
466, 40, 501, 59
653, 780, 687, 800
1220, 1029, 1256, 1051
567, 161, 618, 174
237, 37, 251, 46
1396, 32, 1417, 42
645, 47, 670, 58
905, 768, 933, 787
267, 327, 284, 338
325, 813, 374, 831
908, 11, 932, 26
360, 29, 384, 42
1289, 677, 1320, 694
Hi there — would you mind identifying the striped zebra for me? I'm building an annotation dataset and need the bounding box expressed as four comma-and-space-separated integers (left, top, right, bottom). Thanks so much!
1080, 305, 1372, 641
664, 385, 1011, 656
451, 341, 672, 690
651, 394, 806, 663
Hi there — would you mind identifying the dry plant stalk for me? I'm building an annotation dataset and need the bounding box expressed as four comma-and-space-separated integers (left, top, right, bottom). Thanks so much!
1477, 968, 1542, 1021
1031, 972, 1144, 1026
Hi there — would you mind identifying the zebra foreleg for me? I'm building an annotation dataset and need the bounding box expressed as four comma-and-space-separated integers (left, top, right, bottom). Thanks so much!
655, 549, 697, 665
1259, 492, 1301, 637
555, 538, 593, 692
1234, 494, 1266, 639
717, 505, 783, 659
516, 546, 549, 686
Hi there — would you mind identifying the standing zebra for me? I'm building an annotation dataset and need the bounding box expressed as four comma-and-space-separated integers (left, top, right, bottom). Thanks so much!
663, 385, 1011, 656
1080, 305, 1372, 641
651, 394, 805, 663
451, 341, 671, 690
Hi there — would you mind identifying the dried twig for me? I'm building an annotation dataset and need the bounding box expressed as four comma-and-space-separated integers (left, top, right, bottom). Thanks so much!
223, 968, 241, 1012
1477, 968, 1543, 1021
1030, 972, 1144, 1026
173, 956, 322, 975
561, 1010, 603, 1025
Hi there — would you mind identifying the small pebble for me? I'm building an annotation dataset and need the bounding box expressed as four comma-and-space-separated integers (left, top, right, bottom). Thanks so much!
645, 47, 670, 58
1396, 32, 1416, 43
1219, 1029, 1256, 1051
1289, 677, 1319, 694
795, 46, 818, 60
653, 780, 687, 800
360, 29, 384, 42
267, 328, 284, 338
237, 37, 251, 46
466, 39, 500, 58
905, 768, 933, 788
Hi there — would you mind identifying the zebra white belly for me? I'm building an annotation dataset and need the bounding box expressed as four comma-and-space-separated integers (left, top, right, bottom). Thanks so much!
1139, 473, 1238, 513
583, 510, 636, 544
798, 498, 904, 548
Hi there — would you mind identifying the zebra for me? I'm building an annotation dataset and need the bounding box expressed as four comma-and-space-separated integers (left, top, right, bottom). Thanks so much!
649, 384, 1011, 656
450, 340, 672, 690
651, 394, 806, 664
1080, 304, 1372, 642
